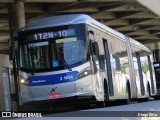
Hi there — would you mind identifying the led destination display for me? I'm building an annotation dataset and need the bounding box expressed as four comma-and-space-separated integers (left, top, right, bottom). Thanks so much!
25, 29, 76, 41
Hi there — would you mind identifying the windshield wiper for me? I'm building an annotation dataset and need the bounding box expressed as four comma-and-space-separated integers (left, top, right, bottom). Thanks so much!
57, 51, 72, 71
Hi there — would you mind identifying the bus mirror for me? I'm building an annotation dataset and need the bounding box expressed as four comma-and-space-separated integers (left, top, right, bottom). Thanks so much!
92, 41, 99, 55
89, 30, 94, 35
9, 45, 14, 60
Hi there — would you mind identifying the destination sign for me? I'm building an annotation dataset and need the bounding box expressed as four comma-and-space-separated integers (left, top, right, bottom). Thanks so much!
27, 37, 77, 48
28, 41, 48, 48
25, 29, 75, 41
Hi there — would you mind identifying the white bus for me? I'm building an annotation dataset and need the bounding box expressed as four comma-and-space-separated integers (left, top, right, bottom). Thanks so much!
17, 14, 157, 110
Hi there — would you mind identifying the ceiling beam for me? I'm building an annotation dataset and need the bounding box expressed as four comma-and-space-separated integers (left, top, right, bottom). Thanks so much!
127, 35, 143, 38
116, 11, 156, 19
0, 17, 8, 22
0, 0, 14, 2
135, 34, 160, 39
86, 0, 134, 2
0, 23, 8, 28
116, 25, 135, 31
129, 18, 153, 24
0, 36, 9, 42
98, 3, 127, 11
115, 11, 141, 19
116, 26, 160, 40
149, 30, 160, 34
91, 11, 115, 19
139, 25, 157, 30
127, 30, 150, 35
106, 3, 145, 12
0, 31, 9, 36
138, 19, 160, 25
24, 0, 135, 3
57, 7, 99, 13
142, 25, 160, 30
138, 39, 160, 44
105, 19, 129, 26
0, 50, 9, 54
25, 0, 77, 3
115, 18, 160, 31
24, 4, 45, 13
0, 45, 9, 50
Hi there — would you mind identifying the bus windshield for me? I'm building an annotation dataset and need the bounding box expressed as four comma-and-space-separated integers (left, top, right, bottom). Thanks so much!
19, 24, 87, 71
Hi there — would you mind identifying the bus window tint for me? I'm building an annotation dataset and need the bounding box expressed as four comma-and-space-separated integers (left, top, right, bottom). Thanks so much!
113, 55, 121, 71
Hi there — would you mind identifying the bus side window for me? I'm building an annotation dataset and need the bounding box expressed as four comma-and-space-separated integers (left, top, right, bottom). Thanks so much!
98, 55, 105, 71
113, 55, 121, 71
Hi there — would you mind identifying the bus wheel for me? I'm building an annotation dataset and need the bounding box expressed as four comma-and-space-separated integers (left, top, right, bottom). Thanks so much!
146, 85, 151, 101
125, 84, 131, 104
104, 80, 109, 101
96, 101, 105, 108
154, 96, 160, 100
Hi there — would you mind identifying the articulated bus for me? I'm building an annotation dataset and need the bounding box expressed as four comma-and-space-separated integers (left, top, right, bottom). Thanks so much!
16, 14, 157, 110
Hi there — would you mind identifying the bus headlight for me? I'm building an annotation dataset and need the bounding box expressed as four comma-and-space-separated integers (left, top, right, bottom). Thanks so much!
77, 67, 91, 79
19, 76, 29, 85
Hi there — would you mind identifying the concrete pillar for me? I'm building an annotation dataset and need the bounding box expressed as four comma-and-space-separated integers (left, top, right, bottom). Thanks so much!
154, 49, 158, 62
155, 49, 160, 62
0, 55, 14, 111
9, 0, 26, 111
0, 68, 5, 111
153, 43, 160, 62
12, 0, 26, 32
0, 0, 26, 111
3, 68, 12, 111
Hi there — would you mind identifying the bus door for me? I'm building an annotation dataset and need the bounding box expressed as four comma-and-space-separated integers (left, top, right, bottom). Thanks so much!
148, 57, 155, 94
103, 39, 114, 96
90, 41, 104, 101
136, 53, 145, 96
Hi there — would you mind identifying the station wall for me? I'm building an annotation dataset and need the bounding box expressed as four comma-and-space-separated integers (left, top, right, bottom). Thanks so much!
0, 54, 12, 111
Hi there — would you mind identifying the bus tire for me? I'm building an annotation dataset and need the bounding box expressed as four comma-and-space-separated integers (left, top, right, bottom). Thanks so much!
125, 83, 131, 104
104, 79, 109, 101
154, 96, 160, 100
96, 101, 105, 108
146, 83, 151, 101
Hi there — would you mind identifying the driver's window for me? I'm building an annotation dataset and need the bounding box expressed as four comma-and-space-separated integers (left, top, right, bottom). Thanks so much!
64, 41, 85, 64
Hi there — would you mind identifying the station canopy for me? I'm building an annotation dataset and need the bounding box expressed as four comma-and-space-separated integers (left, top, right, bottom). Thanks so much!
0, 0, 160, 54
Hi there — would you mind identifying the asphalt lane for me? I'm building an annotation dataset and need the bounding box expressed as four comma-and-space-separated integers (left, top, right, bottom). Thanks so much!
3, 100, 160, 120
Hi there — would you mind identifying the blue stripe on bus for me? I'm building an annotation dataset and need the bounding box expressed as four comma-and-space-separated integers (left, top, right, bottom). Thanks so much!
28, 71, 78, 86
